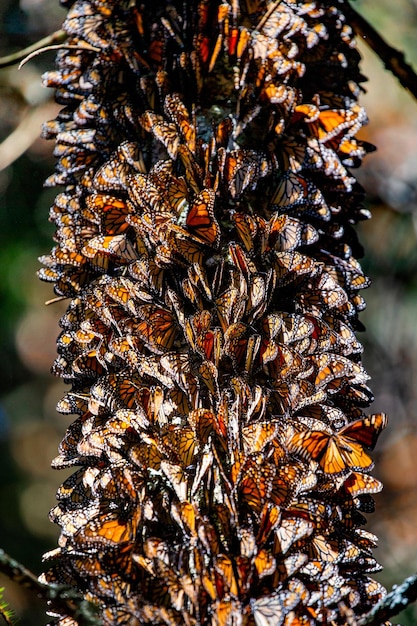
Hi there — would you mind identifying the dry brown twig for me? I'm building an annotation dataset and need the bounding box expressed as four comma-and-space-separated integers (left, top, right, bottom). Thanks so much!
341, 0, 417, 101
0, 30, 68, 69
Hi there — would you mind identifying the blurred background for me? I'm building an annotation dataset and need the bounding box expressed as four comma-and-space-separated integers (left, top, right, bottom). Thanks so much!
0, 0, 417, 623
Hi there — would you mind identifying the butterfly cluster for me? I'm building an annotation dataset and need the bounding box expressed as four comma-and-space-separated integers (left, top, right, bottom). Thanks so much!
39, 1, 388, 625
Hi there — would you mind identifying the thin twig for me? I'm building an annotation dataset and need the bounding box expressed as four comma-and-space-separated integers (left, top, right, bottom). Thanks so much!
342, 0, 417, 102
358, 573, 417, 625
19, 43, 101, 69
0, 30, 67, 69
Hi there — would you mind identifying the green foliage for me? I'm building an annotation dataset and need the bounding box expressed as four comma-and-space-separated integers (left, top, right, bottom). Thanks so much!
0, 588, 16, 626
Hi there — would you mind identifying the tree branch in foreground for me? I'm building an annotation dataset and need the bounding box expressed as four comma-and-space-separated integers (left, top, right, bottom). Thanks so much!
358, 573, 417, 625
0, 550, 100, 626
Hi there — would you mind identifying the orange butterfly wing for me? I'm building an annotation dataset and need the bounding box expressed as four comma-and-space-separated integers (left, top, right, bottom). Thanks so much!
186, 189, 220, 246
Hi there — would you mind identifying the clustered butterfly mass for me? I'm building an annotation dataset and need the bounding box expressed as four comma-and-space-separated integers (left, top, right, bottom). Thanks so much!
38, 0, 389, 624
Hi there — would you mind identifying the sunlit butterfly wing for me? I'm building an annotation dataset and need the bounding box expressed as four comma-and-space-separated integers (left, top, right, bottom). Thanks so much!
185, 188, 220, 246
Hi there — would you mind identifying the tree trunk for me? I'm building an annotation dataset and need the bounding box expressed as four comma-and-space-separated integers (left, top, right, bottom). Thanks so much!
39, 1, 388, 624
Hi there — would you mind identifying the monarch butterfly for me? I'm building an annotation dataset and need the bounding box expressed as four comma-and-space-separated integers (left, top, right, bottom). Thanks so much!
75, 505, 140, 548
305, 534, 339, 563
198, 360, 220, 395
86, 193, 131, 235
275, 516, 314, 555
272, 251, 316, 286
277, 136, 307, 173
242, 422, 280, 455
271, 464, 300, 507
246, 274, 267, 320
83, 234, 137, 263
185, 188, 220, 247
238, 464, 275, 513
296, 273, 348, 314
263, 82, 293, 107
140, 111, 180, 159
223, 322, 251, 369
254, 549, 276, 580
270, 172, 330, 220
129, 177, 172, 226
288, 413, 388, 474
48, 247, 86, 268
342, 472, 383, 498
314, 105, 367, 144
255, 504, 281, 549
189, 408, 216, 443
162, 426, 197, 468
160, 461, 188, 501
93, 155, 131, 192
266, 312, 314, 346
310, 353, 353, 390
38, 266, 60, 284
297, 404, 348, 430
274, 553, 308, 585
268, 213, 319, 252
233, 212, 257, 252
164, 93, 196, 154
135, 305, 179, 354
178, 144, 203, 194
229, 242, 257, 277
214, 116, 233, 148
72, 349, 106, 378
57, 468, 91, 506
160, 352, 193, 393
57, 391, 89, 416
42, 68, 82, 90
130, 438, 164, 471
337, 382, 375, 410
305, 315, 339, 353
164, 175, 189, 214
56, 150, 99, 178
250, 585, 303, 626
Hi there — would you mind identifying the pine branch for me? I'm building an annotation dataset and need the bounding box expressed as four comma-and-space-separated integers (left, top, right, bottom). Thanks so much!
0, 588, 16, 626
342, 0, 417, 101
358, 573, 417, 625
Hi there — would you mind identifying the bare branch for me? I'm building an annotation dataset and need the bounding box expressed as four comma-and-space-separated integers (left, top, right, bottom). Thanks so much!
358, 573, 417, 625
342, 0, 417, 101
0, 550, 100, 626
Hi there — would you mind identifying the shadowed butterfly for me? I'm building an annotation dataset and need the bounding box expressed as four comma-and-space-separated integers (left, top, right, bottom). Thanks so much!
140, 111, 180, 159
233, 212, 258, 252
271, 172, 330, 221
272, 251, 316, 286
164, 93, 196, 153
